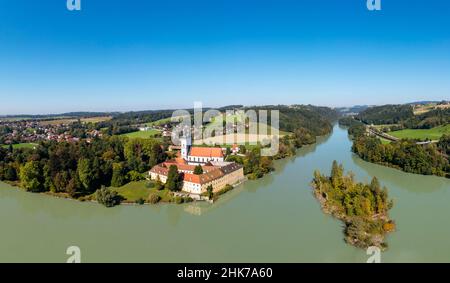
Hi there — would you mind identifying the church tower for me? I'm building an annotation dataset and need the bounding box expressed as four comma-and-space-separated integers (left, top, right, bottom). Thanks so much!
180, 135, 191, 160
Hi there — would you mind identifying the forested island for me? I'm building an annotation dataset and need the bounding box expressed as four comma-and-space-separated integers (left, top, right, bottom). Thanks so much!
0, 105, 338, 207
312, 161, 395, 250
339, 102, 450, 178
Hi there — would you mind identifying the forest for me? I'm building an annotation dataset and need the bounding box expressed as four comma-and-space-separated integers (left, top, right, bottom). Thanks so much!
352, 135, 449, 177
0, 136, 167, 197
357, 104, 449, 130
342, 116, 450, 177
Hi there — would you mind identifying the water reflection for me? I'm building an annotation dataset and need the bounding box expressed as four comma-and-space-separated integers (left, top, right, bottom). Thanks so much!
182, 132, 329, 216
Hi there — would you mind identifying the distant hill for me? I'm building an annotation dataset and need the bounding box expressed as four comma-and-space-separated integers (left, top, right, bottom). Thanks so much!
357, 104, 414, 125
0, 112, 120, 120
336, 105, 370, 116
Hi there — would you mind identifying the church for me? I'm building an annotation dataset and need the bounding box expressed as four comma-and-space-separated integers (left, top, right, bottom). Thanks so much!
180, 136, 224, 165
148, 136, 244, 195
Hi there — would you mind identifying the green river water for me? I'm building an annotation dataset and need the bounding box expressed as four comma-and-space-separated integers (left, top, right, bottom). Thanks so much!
1, 125, 449, 262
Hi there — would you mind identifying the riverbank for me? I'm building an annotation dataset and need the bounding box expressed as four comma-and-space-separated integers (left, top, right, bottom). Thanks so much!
339, 119, 450, 178
2, 125, 450, 262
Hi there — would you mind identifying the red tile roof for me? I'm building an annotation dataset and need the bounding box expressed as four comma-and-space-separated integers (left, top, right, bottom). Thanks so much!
189, 147, 224, 158
150, 160, 243, 185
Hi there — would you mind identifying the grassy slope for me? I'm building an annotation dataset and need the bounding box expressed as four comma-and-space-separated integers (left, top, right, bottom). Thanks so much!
390, 124, 450, 140
120, 129, 160, 139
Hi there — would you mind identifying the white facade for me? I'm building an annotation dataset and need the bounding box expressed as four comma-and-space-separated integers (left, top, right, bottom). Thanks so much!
186, 155, 224, 165
180, 136, 191, 160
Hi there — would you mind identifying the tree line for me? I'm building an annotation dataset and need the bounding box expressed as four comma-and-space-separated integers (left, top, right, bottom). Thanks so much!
341, 117, 450, 178
0, 136, 166, 197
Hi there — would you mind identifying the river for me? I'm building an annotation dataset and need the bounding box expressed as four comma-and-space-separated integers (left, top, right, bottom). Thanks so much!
1, 125, 449, 262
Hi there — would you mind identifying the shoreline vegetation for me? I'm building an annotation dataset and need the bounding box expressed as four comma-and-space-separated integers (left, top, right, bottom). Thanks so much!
339, 109, 450, 178
0, 105, 339, 207
312, 161, 395, 250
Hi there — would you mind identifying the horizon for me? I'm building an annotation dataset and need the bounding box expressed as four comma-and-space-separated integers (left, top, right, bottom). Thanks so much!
1, 0, 450, 114
1, 100, 447, 117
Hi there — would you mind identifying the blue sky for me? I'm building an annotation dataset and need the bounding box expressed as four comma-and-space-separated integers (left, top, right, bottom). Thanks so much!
0, 0, 449, 115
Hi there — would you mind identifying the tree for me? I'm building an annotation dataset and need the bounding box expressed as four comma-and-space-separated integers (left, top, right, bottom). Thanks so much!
19, 161, 44, 192
96, 187, 121, 207
148, 142, 166, 167
111, 162, 127, 187
165, 165, 182, 191
66, 173, 82, 197
4, 165, 17, 181
206, 185, 214, 199
369, 177, 381, 193
193, 165, 203, 175
77, 158, 96, 192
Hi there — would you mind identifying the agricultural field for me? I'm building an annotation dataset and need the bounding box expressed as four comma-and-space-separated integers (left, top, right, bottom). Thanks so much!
144, 115, 186, 127
120, 129, 161, 139
194, 133, 281, 147
390, 124, 450, 140
144, 117, 173, 127
205, 113, 290, 135
413, 103, 450, 115
38, 116, 112, 126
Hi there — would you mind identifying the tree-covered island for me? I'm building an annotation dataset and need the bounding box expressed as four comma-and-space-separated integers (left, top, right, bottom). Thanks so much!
312, 161, 395, 250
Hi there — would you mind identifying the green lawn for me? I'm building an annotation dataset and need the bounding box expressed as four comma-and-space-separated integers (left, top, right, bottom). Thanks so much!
110, 181, 152, 201
110, 180, 174, 203
120, 129, 161, 139
2, 143, 38, 149
390, 124, 450, 140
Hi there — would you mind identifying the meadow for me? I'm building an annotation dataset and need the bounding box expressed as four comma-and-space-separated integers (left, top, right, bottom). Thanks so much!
390, 124, 450, 140
2, 143, 38, 149
110, 180, 174, 203
120, 129, 161, 139
38, 116, 112, 126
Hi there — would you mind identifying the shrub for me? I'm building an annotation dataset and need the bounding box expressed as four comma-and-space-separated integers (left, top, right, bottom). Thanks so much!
96, 187, 121, 207
135, 198, 145, 205
145, 181, 155, 189
128, 170, 144, 182
174, 196, 184, 204
154, 181, 164, 191
148, 193, 161, 204
184, 197, 194, 203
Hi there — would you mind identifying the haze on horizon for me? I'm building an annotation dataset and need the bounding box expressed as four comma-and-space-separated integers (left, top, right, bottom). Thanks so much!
1, 0, 449, 115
